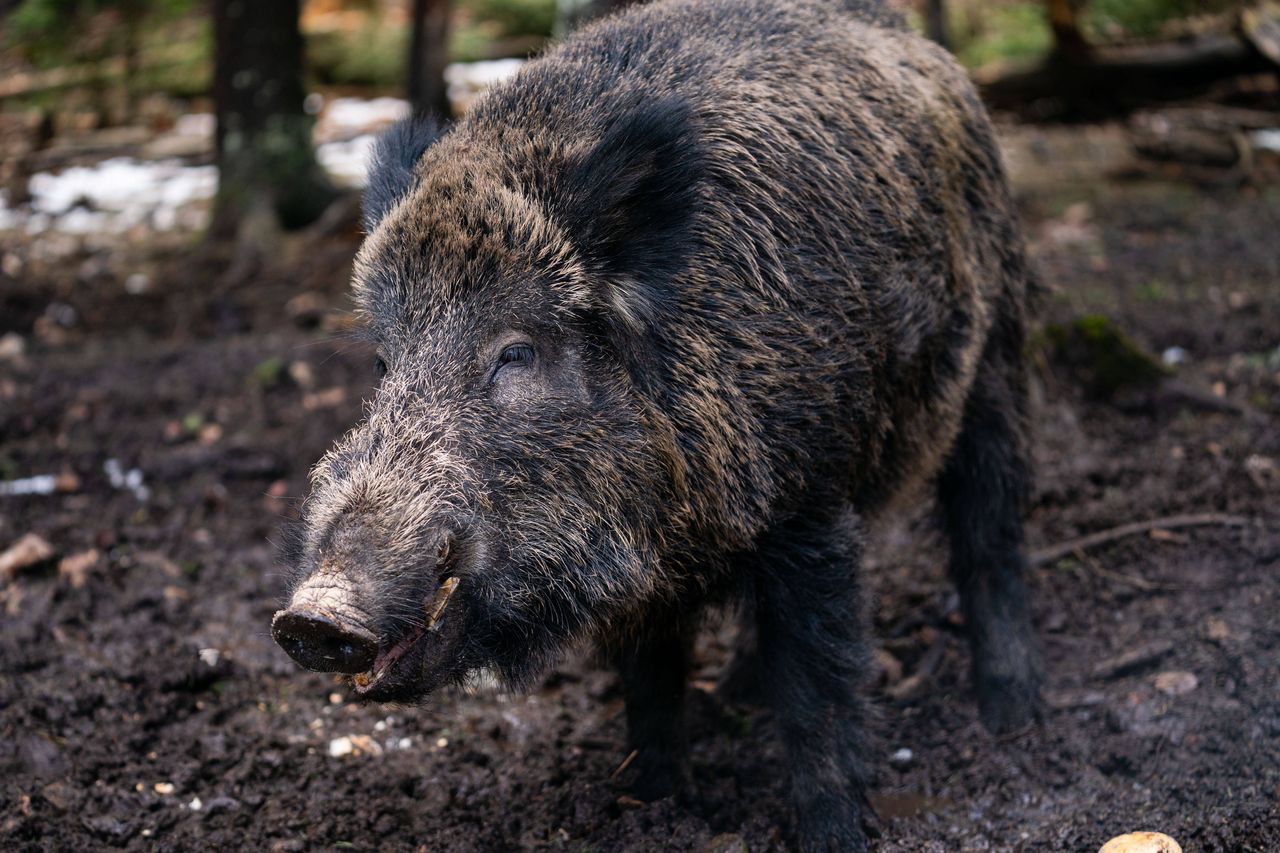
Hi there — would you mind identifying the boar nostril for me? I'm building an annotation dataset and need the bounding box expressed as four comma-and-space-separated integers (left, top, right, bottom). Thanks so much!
271, 609, 378, 674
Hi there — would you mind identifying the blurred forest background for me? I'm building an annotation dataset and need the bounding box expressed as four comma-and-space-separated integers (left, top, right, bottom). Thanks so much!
2, 0, 1278, 256
1, 1, 1278, 851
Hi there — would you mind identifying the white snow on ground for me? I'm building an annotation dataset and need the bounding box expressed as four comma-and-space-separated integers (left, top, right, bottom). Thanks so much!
0, 59, 527, 240
1249, 129, 1280, 153
23, 158, 218, 235
313, 96, 410, 144
316, 134, 379, 187
445, 57, 524, 108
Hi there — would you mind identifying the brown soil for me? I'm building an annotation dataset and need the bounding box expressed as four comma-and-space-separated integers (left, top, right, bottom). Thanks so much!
1, 148, 1278, 852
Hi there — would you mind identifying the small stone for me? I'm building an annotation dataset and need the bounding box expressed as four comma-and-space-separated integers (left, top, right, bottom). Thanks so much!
1153, 671, 1198, 696
83, 815, 131, 839
302, 387, 346, 411
435, 736, 448, 749
124, 273, 151, 294
329, 693, 343, 704
40, 782, 73, 810
0, 533, 56, 582
328, 736, 353, 758
616, 794, 645, 811
202, 796, 240, 816
153, 782, 175, 795
0, 333, 25, 362
197, 423, 223, 445
198, 648, 222, 667
348, 734, 382, 756
702, 833, 749, 853
288, 360, 315, 389
1204, 617, 1230, 641
1098, 831, 1182, 853
57, 549, 99, 589
1244, 454, 1276, 488
187, 796, 203, 811
889, 747, 914, 769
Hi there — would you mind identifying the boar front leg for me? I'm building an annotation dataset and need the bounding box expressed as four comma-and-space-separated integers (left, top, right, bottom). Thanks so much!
611, 609, 696, 802
754, 507, 873, 853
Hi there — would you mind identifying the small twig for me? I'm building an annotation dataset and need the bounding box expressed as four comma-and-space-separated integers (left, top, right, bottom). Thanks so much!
610, 749, 638, 780
886, 633, 947, 702
1073, 547, 1166, 592
1091, 639, 1174, 681
1031, 513, 1253, 567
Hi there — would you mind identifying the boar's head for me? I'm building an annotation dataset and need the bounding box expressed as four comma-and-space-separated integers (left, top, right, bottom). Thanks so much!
273, 100, 705, 701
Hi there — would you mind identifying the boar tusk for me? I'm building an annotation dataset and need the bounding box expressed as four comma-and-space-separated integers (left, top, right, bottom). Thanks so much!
426, 577, 460, 631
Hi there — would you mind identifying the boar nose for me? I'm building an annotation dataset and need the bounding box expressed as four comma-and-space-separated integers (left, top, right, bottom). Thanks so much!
271, 609, 378, 674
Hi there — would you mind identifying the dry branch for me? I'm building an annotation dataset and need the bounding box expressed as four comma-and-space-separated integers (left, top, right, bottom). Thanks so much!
1031, 513, 1254, 567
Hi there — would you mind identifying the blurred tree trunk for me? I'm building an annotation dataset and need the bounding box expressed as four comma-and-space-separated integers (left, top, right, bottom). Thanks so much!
922, 0, 948, 50
983, 2, 1279, 120
408, 0, 452, 119
1048, 0, 1091, 60
210, 0, 333, 249
555, 0, 639, 37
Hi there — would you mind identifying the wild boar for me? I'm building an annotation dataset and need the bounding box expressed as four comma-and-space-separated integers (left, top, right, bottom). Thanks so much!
273, 1, 1042, 848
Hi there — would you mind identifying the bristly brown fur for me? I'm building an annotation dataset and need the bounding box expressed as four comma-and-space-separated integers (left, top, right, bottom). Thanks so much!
286, 2, 1042, 850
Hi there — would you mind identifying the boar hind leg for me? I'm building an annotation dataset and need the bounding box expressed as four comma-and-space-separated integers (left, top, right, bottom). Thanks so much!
612, 611, 695, 801
938, 356, 1043, 733
755, 509, 873, 853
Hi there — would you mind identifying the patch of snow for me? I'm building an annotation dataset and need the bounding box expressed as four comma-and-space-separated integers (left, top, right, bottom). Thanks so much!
314, 96, 409, 143
317, 134, 378, 187
1249, 129, 1280, 153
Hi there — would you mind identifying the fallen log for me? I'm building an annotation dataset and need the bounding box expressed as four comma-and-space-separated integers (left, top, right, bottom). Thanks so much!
979, 11, 1280, 120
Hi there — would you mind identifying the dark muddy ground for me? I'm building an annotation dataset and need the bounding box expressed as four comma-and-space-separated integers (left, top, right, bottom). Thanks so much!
1, 136, 1278, 852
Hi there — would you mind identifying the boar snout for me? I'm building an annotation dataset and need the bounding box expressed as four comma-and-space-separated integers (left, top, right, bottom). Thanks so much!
272, 571, 379, 674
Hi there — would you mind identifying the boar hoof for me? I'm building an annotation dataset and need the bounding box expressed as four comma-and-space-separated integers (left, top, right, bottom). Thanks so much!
794, 792, 870, 853
976, 670, 1043, 734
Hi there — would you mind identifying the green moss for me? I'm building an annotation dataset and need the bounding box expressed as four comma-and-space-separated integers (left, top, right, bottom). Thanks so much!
1044, 314, 1171, 399
1087, 0, 1237, 39
250, 356, 286, 389
308, 20, 409, 88
953, 3, 1053, 70
464, 0, 555, 38
1135, 280, 1169, 302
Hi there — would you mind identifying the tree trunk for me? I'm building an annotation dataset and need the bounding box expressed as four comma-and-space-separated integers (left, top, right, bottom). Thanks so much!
408, 0, 452, 119
210, 0, 333, 243
922, 0, 948, 50
1047, 0, 1091, 61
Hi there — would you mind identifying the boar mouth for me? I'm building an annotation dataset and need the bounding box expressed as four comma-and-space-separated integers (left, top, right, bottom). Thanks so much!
350, 571, 463, 701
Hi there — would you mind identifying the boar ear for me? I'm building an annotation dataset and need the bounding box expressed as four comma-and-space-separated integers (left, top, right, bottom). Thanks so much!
363, 116, 445, 231
558, 97, 703, 332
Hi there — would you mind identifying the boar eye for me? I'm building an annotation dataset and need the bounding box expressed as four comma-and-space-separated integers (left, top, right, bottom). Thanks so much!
493, 343, 534, 381
373, 355, 388, 379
